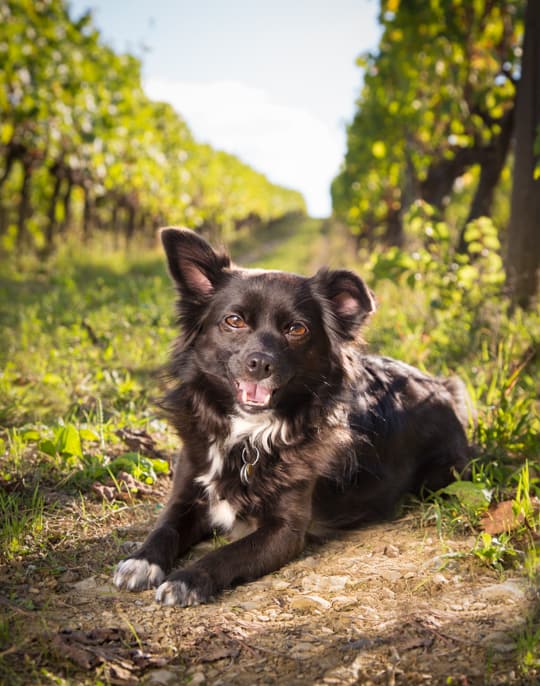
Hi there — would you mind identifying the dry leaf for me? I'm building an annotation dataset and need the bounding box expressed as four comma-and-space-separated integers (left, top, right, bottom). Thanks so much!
480, 498, 540, 534
115, 428, 165, 460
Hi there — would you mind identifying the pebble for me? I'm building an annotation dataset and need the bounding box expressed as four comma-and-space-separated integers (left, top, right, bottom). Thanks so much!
301, 573, 350, 592
144, 669, 180, 685
72, 576, 97, 592
290, 594, 332, 611
236, 600, 260, 610
379, 587, 396, 600
479, 580, 526, 603
270, 579, 290, 590
332, 595, 358, 609
481, 631, 517, 653
376, 569, 401, 583
384, 544, 400, 557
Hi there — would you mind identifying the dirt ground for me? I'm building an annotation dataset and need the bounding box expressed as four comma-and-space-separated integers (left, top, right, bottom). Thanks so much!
1, 479, 537, 686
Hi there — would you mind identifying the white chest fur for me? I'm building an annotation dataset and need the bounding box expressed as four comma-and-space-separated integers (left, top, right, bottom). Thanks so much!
194, 411, 287, 534
227, 410, 290, 453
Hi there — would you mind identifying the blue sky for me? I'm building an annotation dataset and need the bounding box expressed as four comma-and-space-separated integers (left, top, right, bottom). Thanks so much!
69, 0, 381, 216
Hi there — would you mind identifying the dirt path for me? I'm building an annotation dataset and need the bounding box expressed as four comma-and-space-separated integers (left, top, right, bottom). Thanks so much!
2, 486, 534, 685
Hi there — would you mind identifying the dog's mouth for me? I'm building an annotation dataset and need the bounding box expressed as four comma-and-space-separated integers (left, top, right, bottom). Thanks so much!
235, 380, 275, 409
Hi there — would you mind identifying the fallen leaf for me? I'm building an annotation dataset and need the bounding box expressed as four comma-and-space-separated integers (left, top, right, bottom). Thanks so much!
115, 428, 166, 460
92, 472, 153, 502
480, 498, 540, 534
48, 627, 169, 681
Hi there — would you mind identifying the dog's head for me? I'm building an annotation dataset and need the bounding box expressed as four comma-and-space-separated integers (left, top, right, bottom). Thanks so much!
161, 228, 375, 416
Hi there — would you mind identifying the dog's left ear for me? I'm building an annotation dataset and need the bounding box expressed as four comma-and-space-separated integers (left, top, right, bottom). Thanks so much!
160, 227, 231, 300
312, 268, 376, 339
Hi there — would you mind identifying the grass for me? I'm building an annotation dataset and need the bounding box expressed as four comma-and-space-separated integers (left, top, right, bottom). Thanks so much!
0, 487, 44, 561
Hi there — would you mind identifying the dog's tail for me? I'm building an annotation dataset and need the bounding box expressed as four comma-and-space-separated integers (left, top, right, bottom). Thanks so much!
443, 376, 477, 434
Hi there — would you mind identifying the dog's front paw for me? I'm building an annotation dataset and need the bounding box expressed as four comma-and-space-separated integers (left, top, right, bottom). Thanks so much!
113, 558, 165, 591
155, 569, 213, 606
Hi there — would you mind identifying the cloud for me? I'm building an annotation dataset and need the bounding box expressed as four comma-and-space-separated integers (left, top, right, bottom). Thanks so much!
144, 78, 343, 216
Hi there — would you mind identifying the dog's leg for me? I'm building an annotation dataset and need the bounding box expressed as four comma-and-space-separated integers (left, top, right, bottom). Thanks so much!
113, 456, 211, 592
154, 485, 312, 606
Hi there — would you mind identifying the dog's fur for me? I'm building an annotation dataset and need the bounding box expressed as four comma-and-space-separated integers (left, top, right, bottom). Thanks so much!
113, 228, 473, 606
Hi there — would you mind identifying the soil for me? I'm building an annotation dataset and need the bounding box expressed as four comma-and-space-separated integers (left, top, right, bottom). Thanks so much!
1, 480, 536, 685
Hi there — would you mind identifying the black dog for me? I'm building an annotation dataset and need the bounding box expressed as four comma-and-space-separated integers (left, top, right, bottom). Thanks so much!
113, 227, 472, 605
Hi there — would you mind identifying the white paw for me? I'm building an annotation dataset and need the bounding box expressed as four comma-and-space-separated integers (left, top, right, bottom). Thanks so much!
113, 558, 165, 591
155, 580, 203, 606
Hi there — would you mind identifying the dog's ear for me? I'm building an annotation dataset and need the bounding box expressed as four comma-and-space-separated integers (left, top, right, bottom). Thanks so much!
160, 227, 231, 299
312, 268, 376, 340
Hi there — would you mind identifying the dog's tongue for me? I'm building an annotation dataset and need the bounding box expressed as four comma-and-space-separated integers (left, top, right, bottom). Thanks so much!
237, 381, 272, 407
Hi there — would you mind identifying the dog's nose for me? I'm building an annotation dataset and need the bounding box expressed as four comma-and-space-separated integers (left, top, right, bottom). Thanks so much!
245, 352, 274, 381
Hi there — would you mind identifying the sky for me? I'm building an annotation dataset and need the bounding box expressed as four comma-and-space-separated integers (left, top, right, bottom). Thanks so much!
69, 0, 382, 217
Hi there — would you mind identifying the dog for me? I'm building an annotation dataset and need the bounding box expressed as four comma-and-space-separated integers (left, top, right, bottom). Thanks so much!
113, 227, 473, 606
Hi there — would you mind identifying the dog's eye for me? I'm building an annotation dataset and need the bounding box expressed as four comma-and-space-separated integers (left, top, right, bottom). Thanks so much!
286, 322, 309, 338
224, 314, 247, 329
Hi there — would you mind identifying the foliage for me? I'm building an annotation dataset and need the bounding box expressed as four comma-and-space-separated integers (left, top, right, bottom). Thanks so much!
332, 0, 523, 245
0, 0, 305, 252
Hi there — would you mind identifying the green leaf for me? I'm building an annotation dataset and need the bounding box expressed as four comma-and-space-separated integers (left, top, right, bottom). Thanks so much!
55, 425, 82, 458
439, 480, 492, 511
149, 458, 169, 474
79, 428, 100, 441
38, 439, 57, 457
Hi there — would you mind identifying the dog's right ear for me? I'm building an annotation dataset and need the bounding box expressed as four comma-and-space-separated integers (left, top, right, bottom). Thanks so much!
160, 228, 231, 300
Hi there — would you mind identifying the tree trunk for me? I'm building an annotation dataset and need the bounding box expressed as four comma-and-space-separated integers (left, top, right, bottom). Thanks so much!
457, 107, 514, 253
384, 206, 404, 246
82, 187, 93, 241
420, 146, 481, 210
506, 0, 540, 308
125, 203, 136, 243
60, 180, 73, 235
45, 168, 63, 248
16, 163, 32, 247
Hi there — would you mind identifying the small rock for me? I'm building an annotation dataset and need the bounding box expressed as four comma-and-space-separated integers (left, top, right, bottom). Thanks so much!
236, 601, 260, 610
479, 580, 526, 603
71, 576, 97, 592
144, 669, 180, 685
290, 641, 317, 659
432, 573, 448, 585
384, 544, 400, 557
187, 671, 205, 685
96, 583, 117, 595
270, 579, 290, 590
59, 570, 78, 583
481, 631, 517, 653
376, 569, 401, 583
379, 587, 396, 600
301, 573, 350, 592
332, 595, 358, 609
290, 594, 332, 611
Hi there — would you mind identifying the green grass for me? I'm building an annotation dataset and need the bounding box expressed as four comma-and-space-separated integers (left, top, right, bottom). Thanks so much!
0, 487, 44, 561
